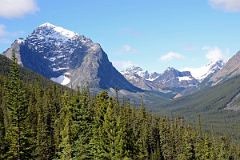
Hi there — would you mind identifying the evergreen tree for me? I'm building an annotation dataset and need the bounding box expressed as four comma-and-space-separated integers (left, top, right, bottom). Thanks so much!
59, 93, 73, 160
90, 91, 109, 159
72, 88, 93, 160
35, 89, 51, 159
4, 52, 33, 159
218, 137, 230, 160
178, 127, 195, 160
0, 105, 6, 159
136, 106, 150, 159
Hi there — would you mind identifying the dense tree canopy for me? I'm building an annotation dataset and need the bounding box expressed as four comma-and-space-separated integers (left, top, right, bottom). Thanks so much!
0, 54, 239, 159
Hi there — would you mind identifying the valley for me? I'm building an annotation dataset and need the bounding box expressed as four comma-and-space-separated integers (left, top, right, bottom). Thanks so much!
2, 23, 240, 141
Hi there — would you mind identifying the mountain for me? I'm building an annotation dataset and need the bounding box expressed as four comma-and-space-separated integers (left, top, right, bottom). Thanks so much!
209, 51, 240, 85
4, 23, 141, 92
121, 66, 160, 81
121, 66, 160, 90
153, 67, 199, 92
185, 59, 225, 82
122, 66, 199, 94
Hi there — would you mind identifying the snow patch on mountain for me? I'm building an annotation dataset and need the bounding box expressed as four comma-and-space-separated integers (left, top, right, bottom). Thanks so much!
51, 74, 71, 85
52, 67, 69, 72
146, 77, 157, 81
178, 76, 192, 81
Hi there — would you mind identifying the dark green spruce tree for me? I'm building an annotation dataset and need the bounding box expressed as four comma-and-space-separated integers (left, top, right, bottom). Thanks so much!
72, 88, 93, 160
58, 92, 73, 160
4, 52, 33, 159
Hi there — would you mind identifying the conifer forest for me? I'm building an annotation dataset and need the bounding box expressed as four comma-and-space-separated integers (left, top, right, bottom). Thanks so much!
0, 54, 240, 159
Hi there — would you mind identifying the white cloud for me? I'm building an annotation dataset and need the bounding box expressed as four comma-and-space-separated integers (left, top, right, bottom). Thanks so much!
209, 0, 240, 12
202, 46, 226, 62
160, 51, 184, 61
112, 60, 137, 71
0, 0, 39, 18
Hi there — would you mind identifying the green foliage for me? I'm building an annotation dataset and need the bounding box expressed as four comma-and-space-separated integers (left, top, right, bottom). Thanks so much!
58, 93, 73, 160
4, 52, 33, 159
0, 54, 239, 159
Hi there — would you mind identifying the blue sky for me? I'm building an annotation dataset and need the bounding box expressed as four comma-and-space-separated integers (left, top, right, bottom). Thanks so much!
1, 0, 240, 73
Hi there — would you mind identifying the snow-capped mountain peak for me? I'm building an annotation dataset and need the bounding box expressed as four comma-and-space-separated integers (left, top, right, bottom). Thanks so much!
121, 66, 160, 82
184, 60, 225, 81
36, 22, 79, 43
39, 22, 56, 28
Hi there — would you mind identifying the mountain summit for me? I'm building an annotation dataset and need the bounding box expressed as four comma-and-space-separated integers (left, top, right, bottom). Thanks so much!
4, 23, 140, 92
187, 60, 225, 81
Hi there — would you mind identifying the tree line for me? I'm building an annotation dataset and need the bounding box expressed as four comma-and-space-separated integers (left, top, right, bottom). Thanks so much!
0, 54, 240, 159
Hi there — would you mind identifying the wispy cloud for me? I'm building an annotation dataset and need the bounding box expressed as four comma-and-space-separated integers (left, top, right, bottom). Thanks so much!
209, 0, 240, 12
202, 46, 227, 62
112, 60, 137, 71
0, 0, 39, 18
160, 51, 184, 61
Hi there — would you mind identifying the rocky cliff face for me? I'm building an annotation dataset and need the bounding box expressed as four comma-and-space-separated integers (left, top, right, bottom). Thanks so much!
4, 23, 141, 92
209, 51, 240, 85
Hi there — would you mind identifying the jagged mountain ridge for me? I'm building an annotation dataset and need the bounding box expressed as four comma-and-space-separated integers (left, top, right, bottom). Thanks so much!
4, 23, 141, 92
121, 58, 226, 94
121, 66, 199, 93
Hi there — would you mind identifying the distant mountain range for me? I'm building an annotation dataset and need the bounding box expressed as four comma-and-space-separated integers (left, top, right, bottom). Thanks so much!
121, 59, 225, 95
2, 23, 240, 97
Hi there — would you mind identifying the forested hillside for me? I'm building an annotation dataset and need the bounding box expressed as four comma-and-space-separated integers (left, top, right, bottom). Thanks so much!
0, 54, 240, 159
164, 74, 240, 141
